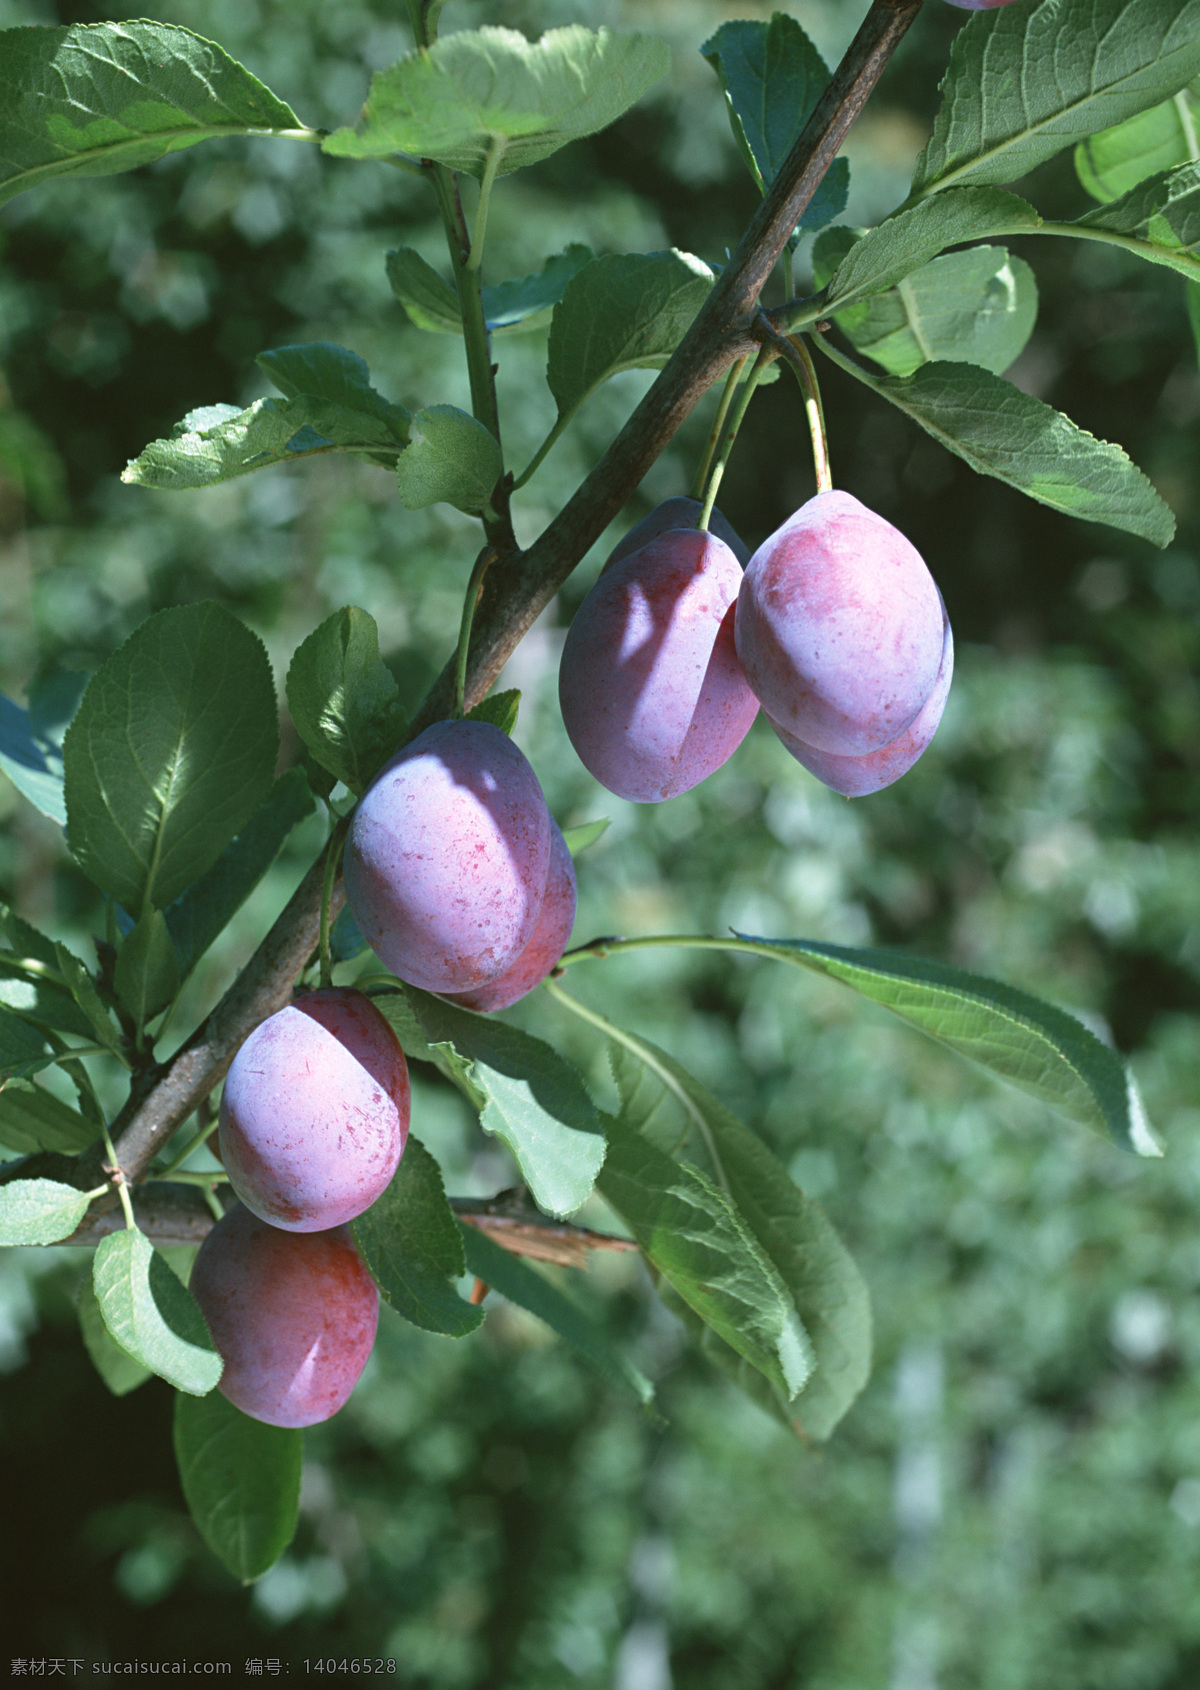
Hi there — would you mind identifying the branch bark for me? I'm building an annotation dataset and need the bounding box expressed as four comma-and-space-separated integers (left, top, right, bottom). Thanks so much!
92, 0, 923, 1194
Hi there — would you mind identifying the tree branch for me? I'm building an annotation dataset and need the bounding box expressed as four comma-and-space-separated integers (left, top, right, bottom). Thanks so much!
93, 0, 923, 1195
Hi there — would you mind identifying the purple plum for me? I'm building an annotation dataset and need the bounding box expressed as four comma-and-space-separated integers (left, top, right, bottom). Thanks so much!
735, 491, 944, 756
559, 528, 759, 802
344, 719, 551, 993
603, 497, 750, 573
190, 1205, 379, 1428
444, 819, 577, 1012
219, 987, 409, 1232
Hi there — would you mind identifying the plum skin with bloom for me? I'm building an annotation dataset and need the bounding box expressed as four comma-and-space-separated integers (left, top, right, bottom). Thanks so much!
603, 497, 750, 573
190, 1205, 379, 1428
444, 819, 577, 1012
219, 987, 409, 1232
344, 718, 551, 993
735, 490, 944, 757
559, 527, 759, 802
943, 0, 1017, 10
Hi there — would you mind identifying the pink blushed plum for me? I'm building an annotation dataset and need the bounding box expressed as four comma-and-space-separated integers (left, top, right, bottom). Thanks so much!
444, 820, 577, 1011
735, 490, 944, 756
603, 497, 750, 573
219, 987, 409, 1232
943, 1, 1018, 10
344, 719, 552, 993
190, 1206, 379, 1428
559, 528, 759, 802
769, 609, 954, 796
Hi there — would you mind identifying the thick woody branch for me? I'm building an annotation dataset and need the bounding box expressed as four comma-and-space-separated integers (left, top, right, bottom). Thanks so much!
95, 0, 923, 1194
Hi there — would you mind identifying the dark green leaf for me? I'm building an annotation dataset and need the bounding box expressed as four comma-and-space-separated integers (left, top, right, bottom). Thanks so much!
0, 902, 61, 972
1075, 82, 1200, 202
164, 770, 314, 978
255, 343, 411, 445
63, 604, 279, 912
466, 689, 520, 737
460, 1221, 652, 1402
1074, 161, 1200, 280
606, 1035, 870, 1440
78, 1275, 151, 1395
1189, 279, 1200, 366
818, 350, 1175, 546
114, 910, 180, 1028
52, 944, 126, 1056
731, 934, 1157, 1156
174, 1389, 301, 1582
0, 1003, 53, 1083
93, 1228, 222, 1395
547, 251, 713, 421
394, 406, 502, 514
329, 906, 369, 965
910, 0, 1200, 199
388, 244, 595, 336
700, 15, 848, 233
0, 21, 307, 208
818, 189, 1042, 312
0, 692, 66, 825
396, 988, 605, 1217
561, 818, 609, 856
0, 1176, 92, 1245
386, 248, 462, 335
324, 26, 669, 178
596, 1114, 811, 1399
0, 1082, 97, 1156
286, 608, 408, 795
352, 1137, 484, 1337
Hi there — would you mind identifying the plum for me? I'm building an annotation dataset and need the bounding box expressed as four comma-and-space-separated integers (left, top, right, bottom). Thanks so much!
444, 819, 576, 1011
219, 987, 408, 1232
190, 1205, 378, 1428
603, 497, 750, 573
735, 490, 944, 756
559, 528, 759, 802
944, 1, 1017, 10
344, 719, 551, 992
769, 608, 953, 796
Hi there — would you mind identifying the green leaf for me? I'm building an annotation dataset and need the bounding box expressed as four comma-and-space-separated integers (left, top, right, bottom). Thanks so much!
459, 1222, 653, 1403
114, 910, 181, 1028
818, 188, 1043, 312
0, 692, 67, 825
388, 244, 595, 336
52, 944, 126, 1057
605, 1036, 870, 1440
164, 770, 314, 978
596, 1114, 811, 1400
394, 406, 502, 514
819, 350, 1175, 546
547, 251, 714, 422
123, 345, 412, 491
1189, 278, 1200, 367
173, 1390, 301, 1582
820, 244, 1039, 378
286, 608, 408, 796
0, 1177, 92, 1245
352, 1137, 484, 1338
78, 1274, 151, 1395
1074, 161, 1200, 279
466, 689, 520, 737
0, 1003, 54, 1082
93, 1228, 222, 1396
1075, 82, 1200, 202
731, 934, 1157, 1156
63, 604, 279, 913
324, 26, 670, 178
700, 14, 848, 234
561, 818, 609, 856
910, 0, 1200, 200
0, 1082, 97, 1156
0, 902, 61, 972
0, 21, 307, 209
0, 955, 95, 1044
395, 988, 606, 1217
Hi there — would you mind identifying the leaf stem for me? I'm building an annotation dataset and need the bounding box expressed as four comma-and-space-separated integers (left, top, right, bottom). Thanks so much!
453, 548, 498, 719
689, 356, 748, 501
696, 345, 775, 531
511, 412, 571, 491
101, 1122, 136, 1230
153, 1111, 220, 1181
467, 139, 503, 273
319, 816, 351, 989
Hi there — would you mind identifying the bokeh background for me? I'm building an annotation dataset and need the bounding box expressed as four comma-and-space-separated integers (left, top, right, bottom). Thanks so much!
2, 0, 1199, 1684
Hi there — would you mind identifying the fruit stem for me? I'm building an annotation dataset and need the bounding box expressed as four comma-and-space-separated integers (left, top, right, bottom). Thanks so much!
689, 355, 749, 502
696, 345, 775, 533
153, 1106, 219, 1181
453, 547, 497, 720
318, 816, 350, 990
101, 1122, 136, 1230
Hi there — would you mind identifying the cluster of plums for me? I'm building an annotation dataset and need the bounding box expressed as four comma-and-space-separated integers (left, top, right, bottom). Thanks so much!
559, 490, 952, 804
192, 485, 948, 1428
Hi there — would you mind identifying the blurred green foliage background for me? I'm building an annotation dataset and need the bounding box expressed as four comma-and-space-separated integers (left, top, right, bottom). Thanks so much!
1, 0, 1199, 1683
